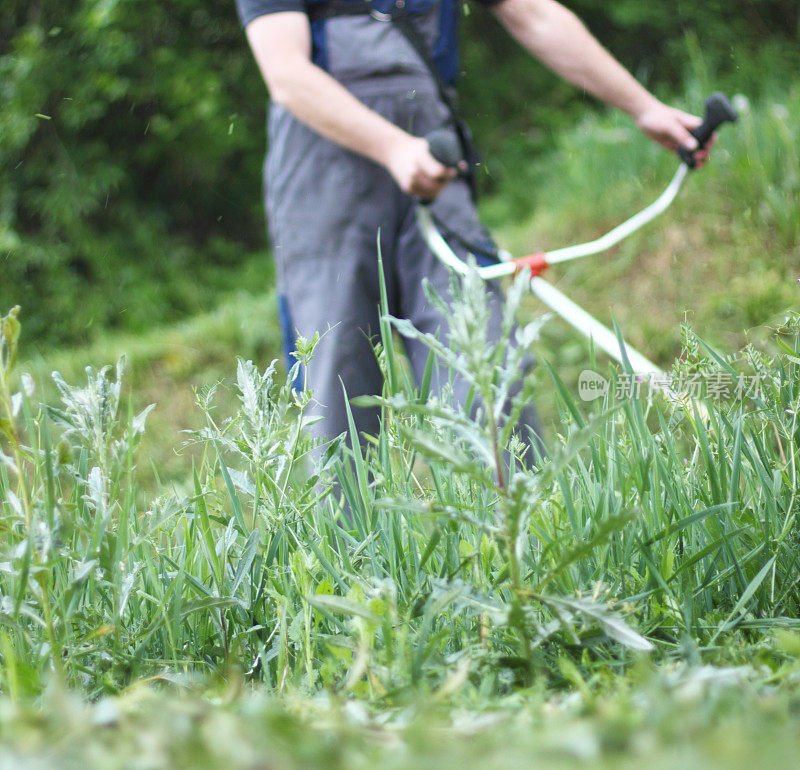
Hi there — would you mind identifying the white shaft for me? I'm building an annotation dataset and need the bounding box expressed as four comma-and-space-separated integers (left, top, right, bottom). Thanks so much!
529, 276, 663, 374
531, 278, 663, 375
531, 276, 706, 415
416, 203, 664, 373
531, 276, 711, 418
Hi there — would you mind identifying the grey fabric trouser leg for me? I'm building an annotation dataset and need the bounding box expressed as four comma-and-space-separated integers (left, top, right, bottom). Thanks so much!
265, 81, 543, 456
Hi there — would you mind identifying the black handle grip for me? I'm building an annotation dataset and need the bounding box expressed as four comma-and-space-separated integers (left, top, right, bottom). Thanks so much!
426, 129, 463, 168
679, 92, 739, 168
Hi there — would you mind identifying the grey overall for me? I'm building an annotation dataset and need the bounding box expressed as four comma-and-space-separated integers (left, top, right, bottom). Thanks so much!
264, 10, 542, 450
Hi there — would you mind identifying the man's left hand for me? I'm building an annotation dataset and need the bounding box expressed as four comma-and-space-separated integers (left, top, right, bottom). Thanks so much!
635, 100, 715, 167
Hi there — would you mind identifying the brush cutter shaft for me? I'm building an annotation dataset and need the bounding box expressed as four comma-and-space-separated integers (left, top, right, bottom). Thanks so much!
530, 276, 661, 374
532, 274, 706, 415
416, 203, 666, 374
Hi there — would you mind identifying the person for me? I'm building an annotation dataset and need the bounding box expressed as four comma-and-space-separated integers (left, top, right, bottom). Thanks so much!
234, 0, 711, 451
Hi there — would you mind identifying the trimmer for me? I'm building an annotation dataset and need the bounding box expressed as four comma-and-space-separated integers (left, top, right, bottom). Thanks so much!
419, 93, 738, 407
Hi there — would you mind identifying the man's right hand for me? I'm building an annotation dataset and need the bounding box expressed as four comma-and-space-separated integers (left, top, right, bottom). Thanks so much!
384, 135, 456, 200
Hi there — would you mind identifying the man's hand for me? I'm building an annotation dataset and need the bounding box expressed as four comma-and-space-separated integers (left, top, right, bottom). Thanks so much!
634, 100, 715, 167
385, 135, 456, 199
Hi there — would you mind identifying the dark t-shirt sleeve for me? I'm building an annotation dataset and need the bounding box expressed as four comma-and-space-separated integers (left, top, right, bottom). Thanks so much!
236, 0, 304, 27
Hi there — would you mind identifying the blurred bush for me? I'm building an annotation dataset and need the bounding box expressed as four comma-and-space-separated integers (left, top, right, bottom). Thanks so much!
0, 1, 269, 347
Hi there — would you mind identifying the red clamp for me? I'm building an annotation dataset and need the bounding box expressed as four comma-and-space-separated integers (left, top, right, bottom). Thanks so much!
512, 252, 549, 278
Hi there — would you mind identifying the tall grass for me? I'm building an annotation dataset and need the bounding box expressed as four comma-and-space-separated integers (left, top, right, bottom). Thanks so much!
2, 257, 799, 700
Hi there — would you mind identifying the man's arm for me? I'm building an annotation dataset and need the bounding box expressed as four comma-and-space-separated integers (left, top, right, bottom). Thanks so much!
491, 0, 708, 156
245, 12, 453, 198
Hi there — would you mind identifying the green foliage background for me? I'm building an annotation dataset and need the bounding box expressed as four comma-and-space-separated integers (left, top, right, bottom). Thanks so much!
1, 0, 798, 347
1, 1, 268, 346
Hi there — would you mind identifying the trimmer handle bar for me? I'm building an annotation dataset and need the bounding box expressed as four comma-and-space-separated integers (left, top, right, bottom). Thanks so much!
427, 92, 739, 172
